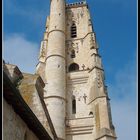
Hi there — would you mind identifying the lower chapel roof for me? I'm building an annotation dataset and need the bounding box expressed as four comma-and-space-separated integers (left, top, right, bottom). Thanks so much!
3, 63, 54, 140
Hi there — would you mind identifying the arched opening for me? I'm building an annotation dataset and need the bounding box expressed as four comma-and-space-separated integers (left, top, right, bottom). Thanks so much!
72, 96, 76, 114
89, 111, 93, 116
71, 23, 77, 38
68, 63, 79, 72
71, 50, 75, 58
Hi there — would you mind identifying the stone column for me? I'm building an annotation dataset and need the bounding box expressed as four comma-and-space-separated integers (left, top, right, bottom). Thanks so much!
45, 0, 66, 139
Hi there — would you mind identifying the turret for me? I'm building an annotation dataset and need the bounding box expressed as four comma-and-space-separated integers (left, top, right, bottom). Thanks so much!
44, 0, 66, 139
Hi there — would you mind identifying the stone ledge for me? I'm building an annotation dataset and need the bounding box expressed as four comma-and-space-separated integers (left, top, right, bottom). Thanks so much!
96, 128, 117, 140
66, 116, 94, 120
66, 131, 92, 136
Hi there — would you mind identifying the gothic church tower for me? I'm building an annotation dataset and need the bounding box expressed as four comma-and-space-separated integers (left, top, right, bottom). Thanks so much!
36, 1, 117, 140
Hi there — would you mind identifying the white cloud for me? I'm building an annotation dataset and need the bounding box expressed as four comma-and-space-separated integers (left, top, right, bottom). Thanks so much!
3, 34, 40, 73
108, 59, 137, 140
111, 99, 137, 140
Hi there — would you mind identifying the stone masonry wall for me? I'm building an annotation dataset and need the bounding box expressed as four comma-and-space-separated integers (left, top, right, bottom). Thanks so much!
3, 99, 39, 140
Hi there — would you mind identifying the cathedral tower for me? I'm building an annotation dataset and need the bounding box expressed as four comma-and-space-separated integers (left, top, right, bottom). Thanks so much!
36, 1, 117, 140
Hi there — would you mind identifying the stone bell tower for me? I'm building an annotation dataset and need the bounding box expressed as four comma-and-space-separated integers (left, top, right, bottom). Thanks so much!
36, 1, 117, 140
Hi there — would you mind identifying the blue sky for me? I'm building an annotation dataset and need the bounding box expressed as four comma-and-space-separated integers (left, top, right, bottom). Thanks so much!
3, 0, 137, 139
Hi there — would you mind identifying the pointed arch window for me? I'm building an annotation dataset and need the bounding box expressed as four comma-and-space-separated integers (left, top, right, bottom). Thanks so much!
71, 23, 77, 38
72, 96, 76, 114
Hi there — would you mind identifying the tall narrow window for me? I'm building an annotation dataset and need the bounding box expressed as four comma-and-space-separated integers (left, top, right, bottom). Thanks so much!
71, 50, 75, 58
72, 97, 76, 114
24, 131, 27, 140
71, 23, 77, 38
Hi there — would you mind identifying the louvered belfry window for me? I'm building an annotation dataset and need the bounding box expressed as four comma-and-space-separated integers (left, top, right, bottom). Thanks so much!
71, 23, 77, 38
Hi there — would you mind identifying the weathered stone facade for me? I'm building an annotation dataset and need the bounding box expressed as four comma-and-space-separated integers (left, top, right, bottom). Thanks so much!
36, 1, 117, 140
3, 99, 39, 140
